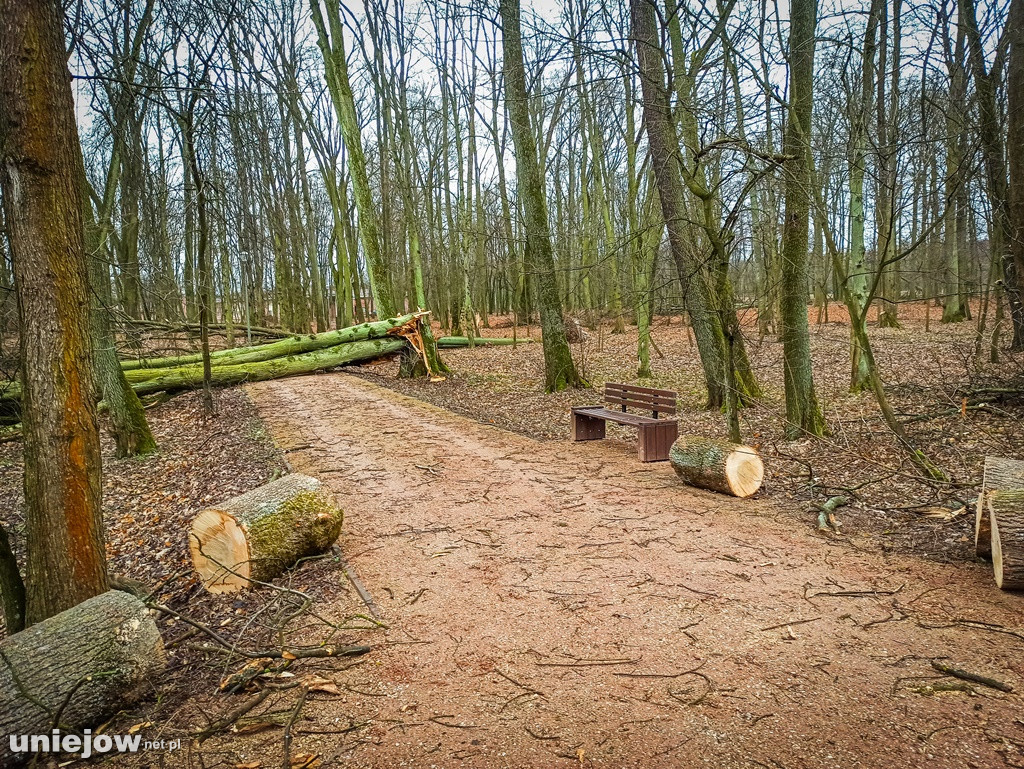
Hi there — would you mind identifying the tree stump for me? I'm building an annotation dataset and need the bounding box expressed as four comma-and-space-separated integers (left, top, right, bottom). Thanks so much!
668, 436, 764, 498
190, 474, 343, 593
976, 456, 1024, 559
989, 489, 1024, 591
0, 590, 164, 766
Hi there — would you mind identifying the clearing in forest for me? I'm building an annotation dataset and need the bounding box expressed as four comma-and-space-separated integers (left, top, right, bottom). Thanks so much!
195, 372, 1024, 769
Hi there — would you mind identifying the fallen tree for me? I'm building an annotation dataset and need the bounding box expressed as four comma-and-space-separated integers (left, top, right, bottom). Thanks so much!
0, 313, 448, 409
0, 590, 165, 766
121, 313, 422, 372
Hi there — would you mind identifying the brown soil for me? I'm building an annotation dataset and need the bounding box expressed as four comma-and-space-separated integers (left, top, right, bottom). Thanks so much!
202, 372, 1023, 769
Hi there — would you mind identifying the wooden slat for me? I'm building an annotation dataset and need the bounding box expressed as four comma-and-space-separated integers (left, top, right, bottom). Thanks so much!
573, 407, 669, 427
603, 383, 677, 414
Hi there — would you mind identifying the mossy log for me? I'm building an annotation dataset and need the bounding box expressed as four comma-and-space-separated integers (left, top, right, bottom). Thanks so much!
976, 456, 1024, 559
989, 489, 1024, 591
0, 591, 165, 766
122, 313, 420, 373
669, 435, 764, 498
190, 473, 343, 593
130, 338, 406, 396
436, 336, 530, 348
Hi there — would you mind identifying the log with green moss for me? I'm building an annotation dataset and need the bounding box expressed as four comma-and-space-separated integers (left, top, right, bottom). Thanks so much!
0, 590, 165, 766
121, 312, 421, 372
130, 337, 407, 395
190, 473, 343, 593
436, 336, 531, 348
669, 435, 765, 498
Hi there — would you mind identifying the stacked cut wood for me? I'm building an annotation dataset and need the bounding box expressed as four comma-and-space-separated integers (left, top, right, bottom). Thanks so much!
0, 313, 451, 411
975, 456, 1024, 591
0, 591, 165, 766
669, 436, 764, 498
190, 473, 343, 593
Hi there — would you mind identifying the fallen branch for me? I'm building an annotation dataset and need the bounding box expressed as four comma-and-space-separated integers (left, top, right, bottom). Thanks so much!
815, 495, 849, 533
930, 661, 1014, 693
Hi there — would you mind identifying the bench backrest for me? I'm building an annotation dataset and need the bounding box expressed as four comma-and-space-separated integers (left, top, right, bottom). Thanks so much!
604, 382, 677, 416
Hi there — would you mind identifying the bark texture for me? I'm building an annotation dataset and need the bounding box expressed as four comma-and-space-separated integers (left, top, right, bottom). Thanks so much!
190, 473, 343, 592
976, 456, 1024, 560
0, 590, 165, 766
0, 0, 108, 624
778, 0, 827, 437
500, 0, 583, 392
989, 489, 1024, 590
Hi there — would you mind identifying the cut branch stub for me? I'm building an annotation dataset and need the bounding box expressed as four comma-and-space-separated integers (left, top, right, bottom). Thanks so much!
669, 435, 764, 498
190, 474, 343, 593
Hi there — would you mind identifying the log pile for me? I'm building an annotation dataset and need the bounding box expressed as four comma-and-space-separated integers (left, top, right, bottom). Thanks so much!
668, 435, 764, 498
0, 591, 165, 766
190, 473, 343, 593
975, 456, 1024, 591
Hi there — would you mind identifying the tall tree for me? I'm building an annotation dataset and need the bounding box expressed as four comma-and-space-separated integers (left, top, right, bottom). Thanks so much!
310, 0, 397, 318
778, 0, 827, 437
1010, 0, 1024, 319
632, 0, 731, 408
499, 0, 583, 392
0, 0, 108, 624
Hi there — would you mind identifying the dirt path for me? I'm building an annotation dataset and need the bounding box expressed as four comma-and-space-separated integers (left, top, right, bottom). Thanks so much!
247, 374, 1023, 769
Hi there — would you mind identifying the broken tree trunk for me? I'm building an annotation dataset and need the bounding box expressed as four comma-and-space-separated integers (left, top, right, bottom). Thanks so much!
989, 489, 1024, 590
669, 436, 765, 498
122, 313, 422, 372
130, 338, 406, 396
976, 456, 1024, 559
0, 590, 165, 766
190, 473, 343, 593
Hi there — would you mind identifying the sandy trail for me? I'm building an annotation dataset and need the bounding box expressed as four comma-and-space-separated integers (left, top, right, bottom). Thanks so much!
247, 373, 1022, 768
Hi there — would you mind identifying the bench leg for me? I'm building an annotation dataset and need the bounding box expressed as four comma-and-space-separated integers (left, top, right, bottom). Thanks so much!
638, 421, 679, 462
571, 411, 606, 441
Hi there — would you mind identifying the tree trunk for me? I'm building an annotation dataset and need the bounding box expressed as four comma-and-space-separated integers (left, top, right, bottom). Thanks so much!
130, 338, 407, 396
0, 590, 165, 766
500, 0, 583, 392
631, 0, 728, 408
1008, 0, 1024, 345
0, 521, 25, 634
310, 0, 396, 318
190, 474, 343, 592
778, 0, 827, 437
669, 436, 764, 498
0, 0, 108, 625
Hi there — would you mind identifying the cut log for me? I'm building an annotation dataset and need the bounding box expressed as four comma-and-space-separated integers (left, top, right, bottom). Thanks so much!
0, 590, 164, 766
989, 489, 1024, 591
976, 456, 1024, 559
190, 474, 343, 593
669, 435, 764, 498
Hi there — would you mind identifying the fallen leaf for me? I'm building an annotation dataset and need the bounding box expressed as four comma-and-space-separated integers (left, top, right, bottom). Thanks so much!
127, 721, 152, 735
290, 754, 320, 768
300, 674, 341, 695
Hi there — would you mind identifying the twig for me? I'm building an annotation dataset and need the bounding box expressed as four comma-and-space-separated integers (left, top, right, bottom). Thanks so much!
195, 688, 273, 743
930, 661, 1014, 693
759, 617, 821, 632
281, 685, 309, 769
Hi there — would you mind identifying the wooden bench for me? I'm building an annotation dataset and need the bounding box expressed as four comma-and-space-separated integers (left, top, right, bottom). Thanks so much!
571, 383, 679, 462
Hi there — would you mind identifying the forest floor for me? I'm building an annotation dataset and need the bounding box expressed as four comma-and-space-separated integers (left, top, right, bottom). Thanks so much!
0, 304, 1022, 768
